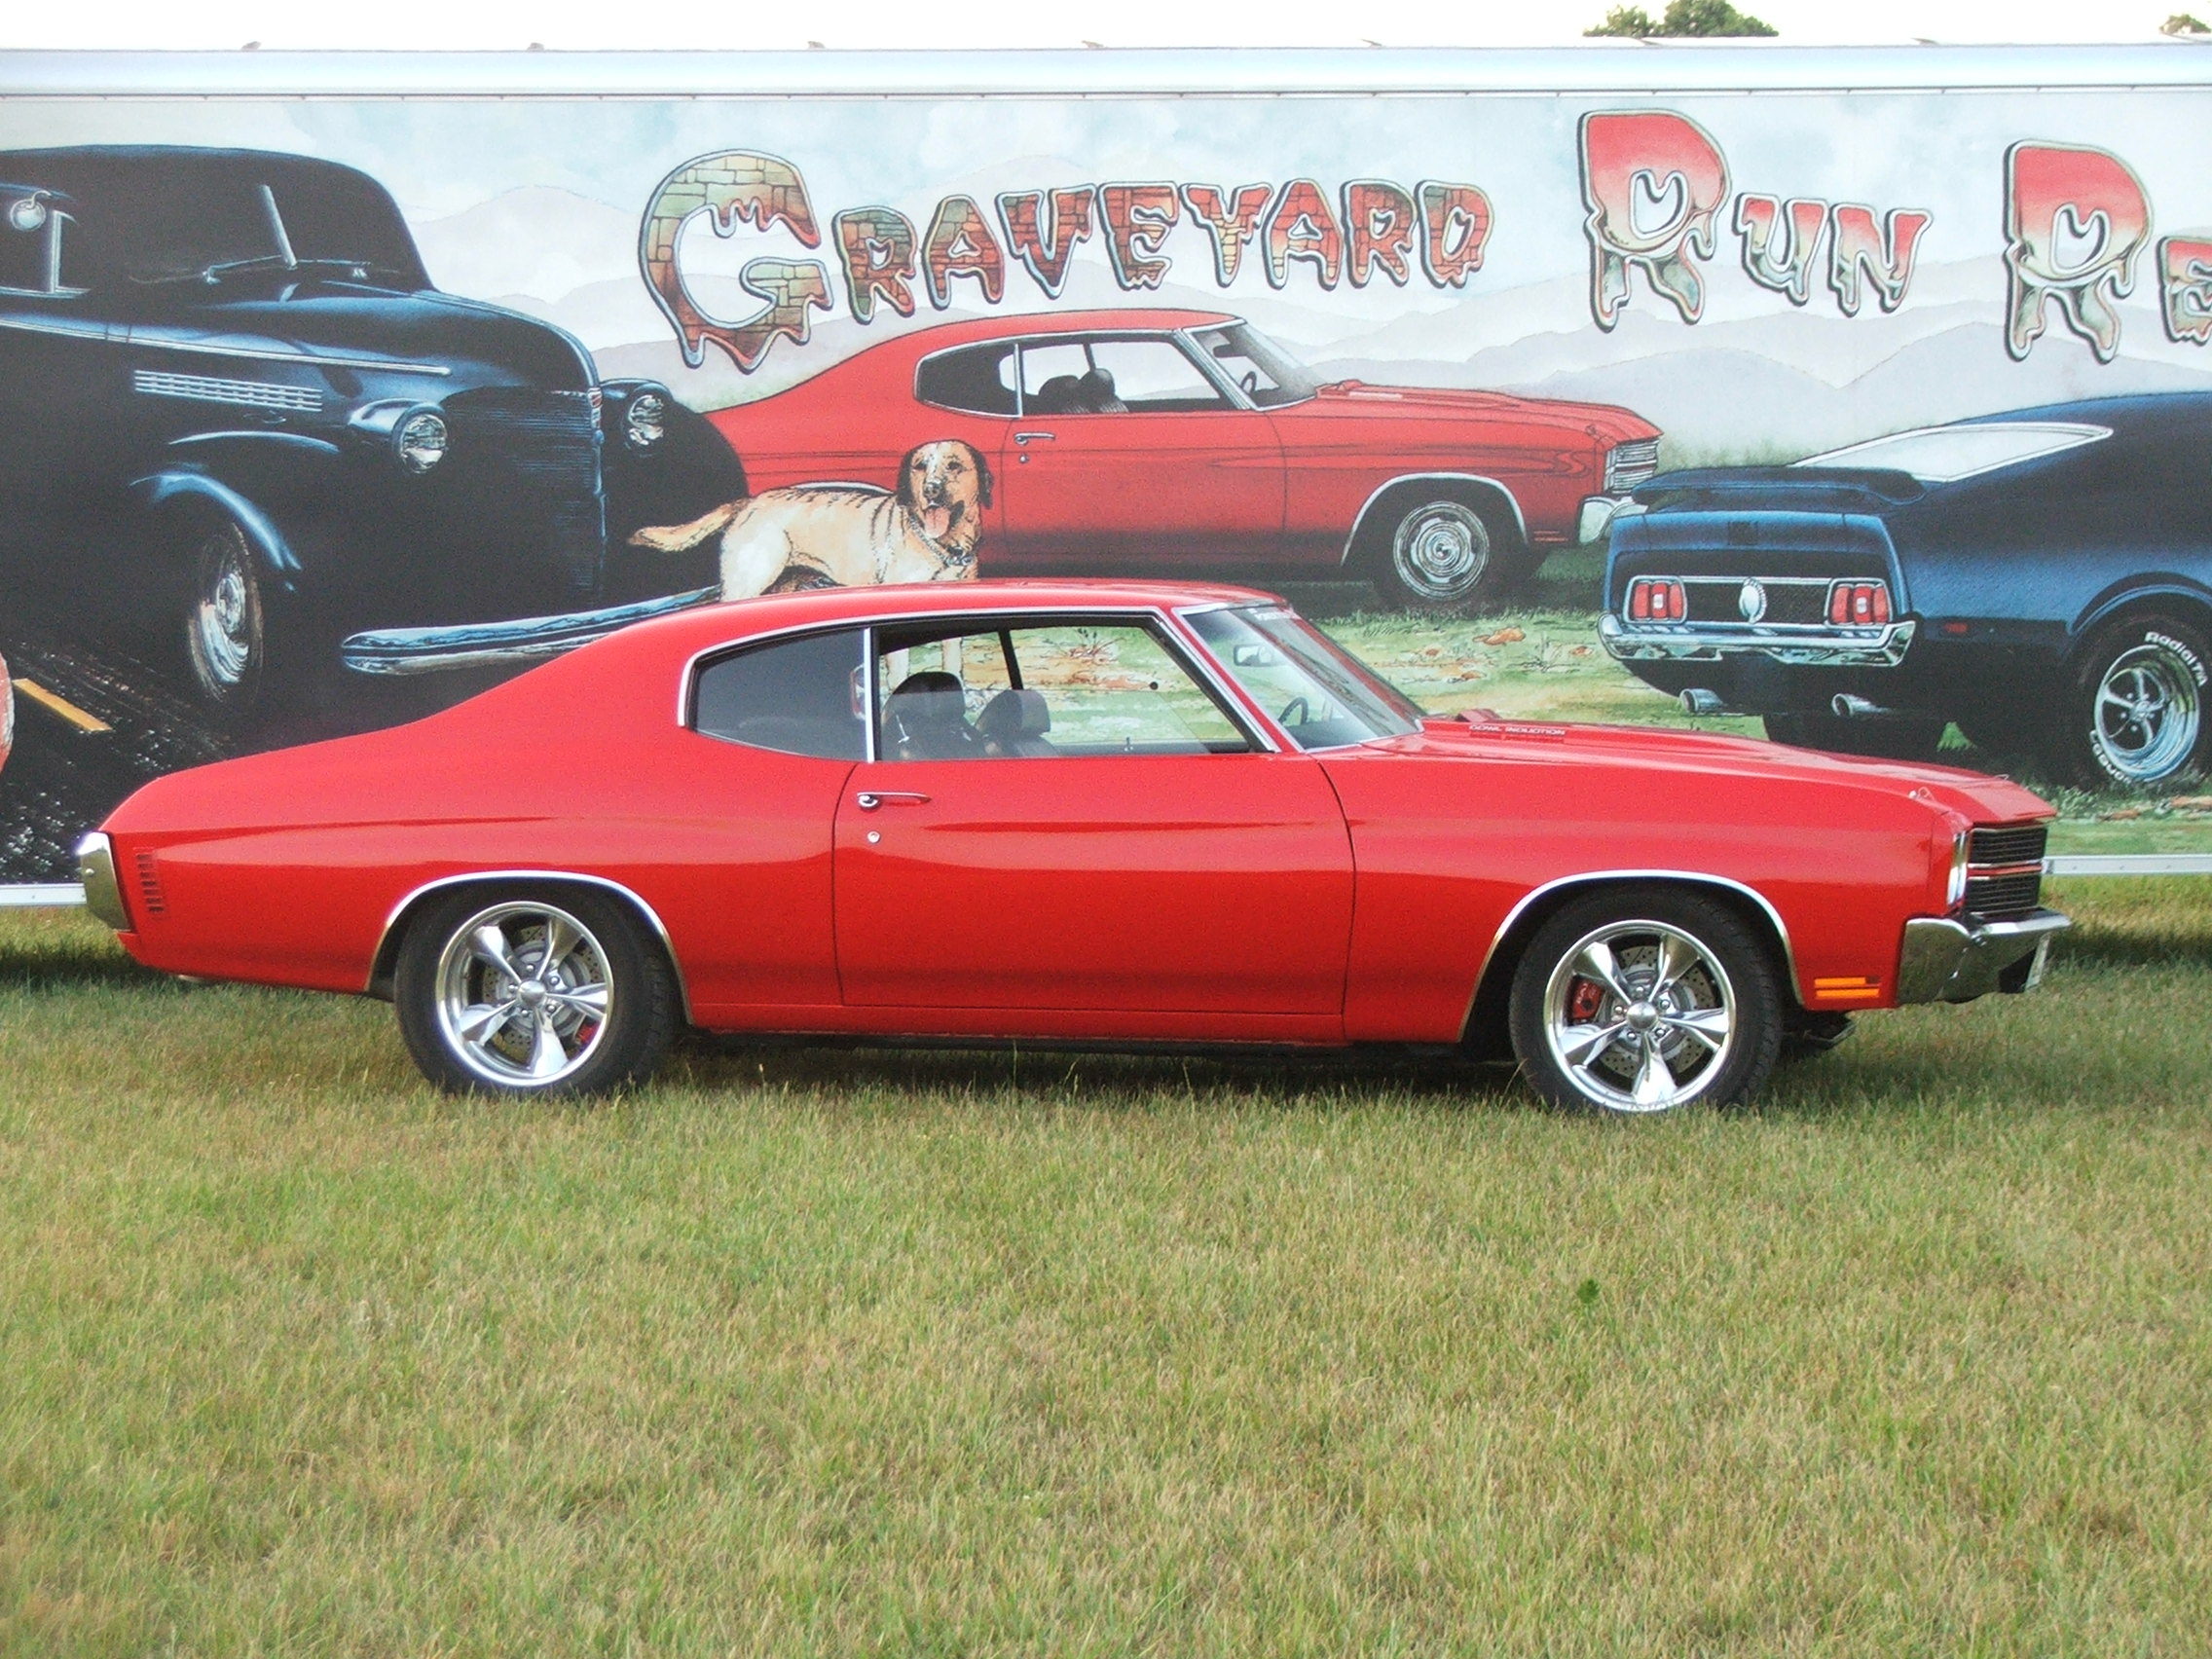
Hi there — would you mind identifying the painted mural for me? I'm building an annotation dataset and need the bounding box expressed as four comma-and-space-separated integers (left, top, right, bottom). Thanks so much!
4, 83, 2212, 883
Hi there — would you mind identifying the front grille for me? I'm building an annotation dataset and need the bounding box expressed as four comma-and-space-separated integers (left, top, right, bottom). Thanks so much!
132, 369, 322, 413
1679, 577, 1832, 626
442, 387, 606, 599
1965, 870, 2043, 920
1606, 438, 1661, 492
1969, 824, 2048, 867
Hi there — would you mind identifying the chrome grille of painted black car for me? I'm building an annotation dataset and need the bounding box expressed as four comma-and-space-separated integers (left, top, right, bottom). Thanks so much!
131, 370, 323, 413
1605, 438, 1660, 492
442, 387, 607, 600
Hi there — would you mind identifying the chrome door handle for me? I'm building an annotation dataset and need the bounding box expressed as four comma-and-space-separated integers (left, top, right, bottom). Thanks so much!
855, 792, 931, 810
1014, 430, 1056, 445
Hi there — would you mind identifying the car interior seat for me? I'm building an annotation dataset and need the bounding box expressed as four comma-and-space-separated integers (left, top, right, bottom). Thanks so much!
1032, 375, 1086, 414
977, 688, 1059, 757
1076, 367, 1125, 413
883, 671, 983, 759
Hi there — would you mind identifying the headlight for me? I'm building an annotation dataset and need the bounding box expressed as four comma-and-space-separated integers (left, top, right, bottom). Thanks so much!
622, 389, 667, 452
394, 409, 448, 474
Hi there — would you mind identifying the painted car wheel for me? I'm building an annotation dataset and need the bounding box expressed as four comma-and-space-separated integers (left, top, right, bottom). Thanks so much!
394, 888, 679, 1097
1509, 891, 1781, 1114
1370, 498, 1510, 611
183, 517, 265, 711
2061, 616, 2212, 790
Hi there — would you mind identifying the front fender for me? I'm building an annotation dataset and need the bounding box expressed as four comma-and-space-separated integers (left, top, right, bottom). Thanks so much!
127, 466, 310, 600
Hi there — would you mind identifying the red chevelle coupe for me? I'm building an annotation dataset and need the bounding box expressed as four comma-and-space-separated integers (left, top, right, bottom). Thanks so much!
710, 311, 1661, 609
80, 581, 2065, 1113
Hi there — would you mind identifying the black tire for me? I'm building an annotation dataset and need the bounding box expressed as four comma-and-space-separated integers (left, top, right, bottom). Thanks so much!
2051, 613, 2212, 790
1763, 710, 1946, 762
1508, 888, 1782, 1114
1363, 491, 1525, 612
179, 511, 269, 716
393, 886, 680, 1097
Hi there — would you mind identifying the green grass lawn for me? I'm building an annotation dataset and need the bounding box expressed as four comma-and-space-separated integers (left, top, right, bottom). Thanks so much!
2, 884, 2209, 1656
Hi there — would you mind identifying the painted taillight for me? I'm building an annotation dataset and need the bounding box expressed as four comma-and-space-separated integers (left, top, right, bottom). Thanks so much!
1627, 577, 1687, 622
1826, 580, 1893, 626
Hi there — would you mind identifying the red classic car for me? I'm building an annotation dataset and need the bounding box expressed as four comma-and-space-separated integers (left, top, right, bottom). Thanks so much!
80, 580, 2064, 1114
709, 311, 1662, 609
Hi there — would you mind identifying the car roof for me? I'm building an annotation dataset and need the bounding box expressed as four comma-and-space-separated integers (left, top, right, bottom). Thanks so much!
1956, 389, 2212, 437
849, 308, 1242, 358
0, 144, 387, 201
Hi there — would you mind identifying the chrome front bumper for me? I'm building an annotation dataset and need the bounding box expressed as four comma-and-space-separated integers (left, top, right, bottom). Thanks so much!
1896, 908, 2069, 1005
340, 585, 720, 677
76, 831, 129, 931
1599, 612, 1917, 668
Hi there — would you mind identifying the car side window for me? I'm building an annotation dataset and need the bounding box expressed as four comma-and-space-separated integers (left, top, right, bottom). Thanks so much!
0, 193, 67, 295
873, 619, 1252, 759
692, 627, 868, 760
915, 344, 1018, 416
1018, 337, 1229, 416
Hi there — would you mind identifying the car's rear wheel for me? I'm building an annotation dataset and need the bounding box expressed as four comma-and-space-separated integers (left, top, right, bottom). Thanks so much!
182, 514, 266, 714
1508, 889, 1782, 1114
1365, 493, 1522, 612
2054, 613, 2211, 789
394, 888, 679, 1097
1763, 709, 1946, 762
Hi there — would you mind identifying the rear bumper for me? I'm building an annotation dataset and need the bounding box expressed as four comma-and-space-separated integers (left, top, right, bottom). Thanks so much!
1600, 612, 1917, 668
1896, 908, 2069, 1005
340, 585, 719, 676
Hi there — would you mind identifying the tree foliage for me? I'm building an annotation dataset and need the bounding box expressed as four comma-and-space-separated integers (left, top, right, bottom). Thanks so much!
2162, 13, 2210, 33
1586, 0, 1778, 36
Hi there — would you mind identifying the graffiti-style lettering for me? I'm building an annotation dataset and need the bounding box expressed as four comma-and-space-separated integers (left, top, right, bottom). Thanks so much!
2004, 141, 2151, 363
833, 206, 918, 325
921, 196, 1007, 309
1579, 111, 1730, 329
1098, 183, 1180, 289
2161, 235, 2212, 346
996, 188, 1097, 300
1344, 180, 1417, 288
1264, 179, 1344, 289
639, 150, 829, 372
1180, 184, 1272, 285
1734, 194, 1827, 306
1417, 181, 1493, 288
1829, 204, 1930, 316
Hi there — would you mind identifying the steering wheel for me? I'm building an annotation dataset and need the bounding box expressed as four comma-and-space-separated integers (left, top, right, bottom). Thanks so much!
1278, 695, 1309, 726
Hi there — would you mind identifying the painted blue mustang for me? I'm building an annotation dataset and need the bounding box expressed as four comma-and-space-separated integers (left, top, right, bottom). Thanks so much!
1601, 393, 2212, 789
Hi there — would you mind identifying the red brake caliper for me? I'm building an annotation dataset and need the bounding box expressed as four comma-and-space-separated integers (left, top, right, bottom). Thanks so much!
1567, 977, 1604, 1023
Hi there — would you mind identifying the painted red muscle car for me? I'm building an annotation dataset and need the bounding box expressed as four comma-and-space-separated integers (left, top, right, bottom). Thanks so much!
708, 311, 1662, 609
80, 580, 2065, 1114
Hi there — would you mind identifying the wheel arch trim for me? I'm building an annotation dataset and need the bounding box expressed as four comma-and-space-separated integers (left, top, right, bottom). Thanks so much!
368, 869, 692, 1023
127, 469, 307, 594
1339, 472, 1530, 568
1467, 868, 1804, 1029
2069, 579, 2212, 653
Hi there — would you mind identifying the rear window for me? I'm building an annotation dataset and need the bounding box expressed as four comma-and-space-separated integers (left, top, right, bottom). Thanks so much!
915, 343, 1018, 416
692, 628, 867, 759
1798, 422, 2110, 483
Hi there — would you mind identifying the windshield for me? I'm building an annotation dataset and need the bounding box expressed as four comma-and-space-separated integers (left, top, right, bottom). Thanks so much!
69, 164, 425, 289
1188, 320, 1320, 409
1796, 422, 2110, 483
1187, 606, 1424, 750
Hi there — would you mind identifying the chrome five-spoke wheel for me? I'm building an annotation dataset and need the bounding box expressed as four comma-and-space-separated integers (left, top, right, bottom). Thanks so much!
2091, 642, 2201, 785
1509, 890, 1782, 1114
394, 886, 680, 1097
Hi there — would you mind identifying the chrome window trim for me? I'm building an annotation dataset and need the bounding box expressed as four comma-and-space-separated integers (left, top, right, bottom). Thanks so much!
1339, 472, 1531, 568
1474, 867, 1803, 1005
686, 621, 875, 763
371, 868, 692, 1023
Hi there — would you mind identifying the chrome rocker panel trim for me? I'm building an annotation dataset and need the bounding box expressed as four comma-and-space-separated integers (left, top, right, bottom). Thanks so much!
1896, 908, 2070, 1005
1599, 612, 1917, 669
75, 831, 129, 931
341, 586, 720, 676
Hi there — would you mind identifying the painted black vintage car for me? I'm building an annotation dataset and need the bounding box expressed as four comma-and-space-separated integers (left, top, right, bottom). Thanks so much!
1601, 394, 2212, 789
0, 146, 739, 725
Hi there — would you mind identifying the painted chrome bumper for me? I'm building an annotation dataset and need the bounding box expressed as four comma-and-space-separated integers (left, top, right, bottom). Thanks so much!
1896, 907, 2069, 1005
340, 585, 719, 677
1578, 494, 1636, 544
1599, 612, 1917, 668
75, 831, 129, 931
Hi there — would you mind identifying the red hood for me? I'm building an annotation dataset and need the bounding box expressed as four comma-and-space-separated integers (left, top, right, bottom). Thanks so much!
1384, 716, 2053, 826
1287, 380, 1659, 444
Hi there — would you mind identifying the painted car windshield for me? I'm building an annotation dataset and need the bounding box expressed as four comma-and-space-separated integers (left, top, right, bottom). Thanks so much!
77, 169, 425, 287
1188, 321, 1321, 409
1187, 606, 1425, 751
1796, 422, 2111, 483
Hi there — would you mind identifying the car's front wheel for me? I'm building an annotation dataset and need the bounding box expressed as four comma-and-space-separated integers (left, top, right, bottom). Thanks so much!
2055, 613, 2211, 789
394, 887, 679, 1097
1365, 493, 1521, 612
182, 513, 267, 714
1508, 889, 1782, 1113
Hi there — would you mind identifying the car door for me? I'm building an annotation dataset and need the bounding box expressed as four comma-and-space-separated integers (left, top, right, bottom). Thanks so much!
831, 613, 1353, 1020
992, 334, 1285, 570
